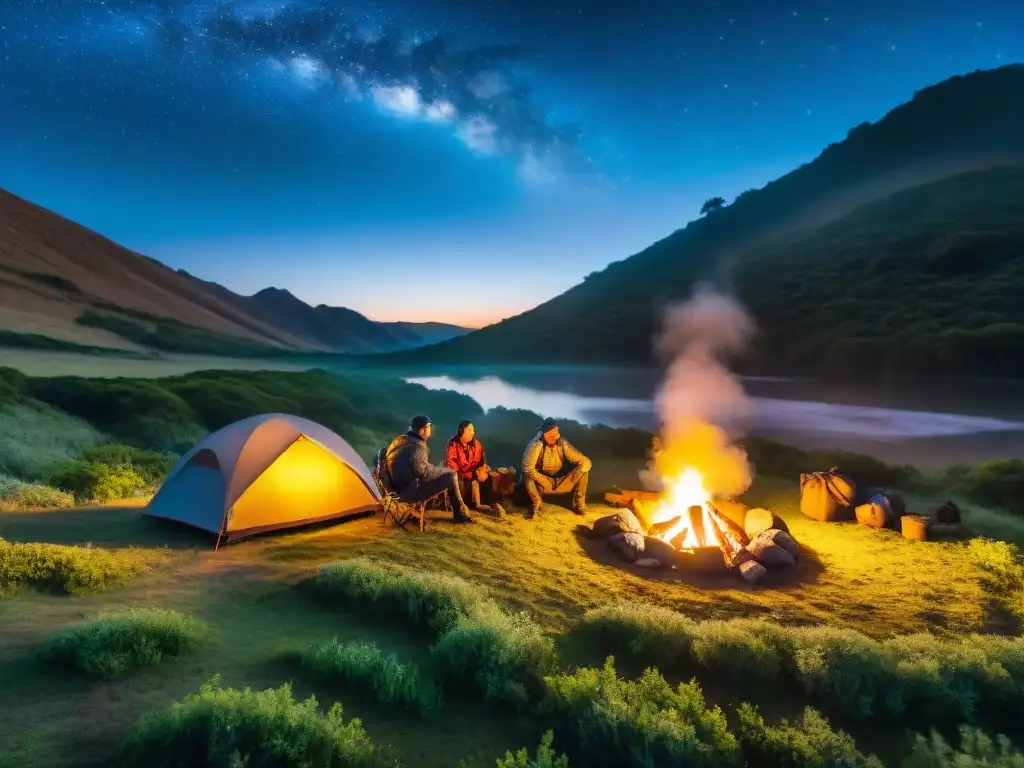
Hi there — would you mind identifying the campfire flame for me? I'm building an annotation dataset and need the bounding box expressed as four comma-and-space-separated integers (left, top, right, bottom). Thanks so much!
648, 467, 723, 549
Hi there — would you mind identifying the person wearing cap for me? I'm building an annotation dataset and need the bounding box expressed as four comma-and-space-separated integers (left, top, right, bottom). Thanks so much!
520, 417, 592, 518
385, 415, 474, 523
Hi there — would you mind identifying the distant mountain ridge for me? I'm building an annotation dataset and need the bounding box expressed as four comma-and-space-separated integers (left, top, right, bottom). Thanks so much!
0, 189, 469, 355
383, 64, 1024, 377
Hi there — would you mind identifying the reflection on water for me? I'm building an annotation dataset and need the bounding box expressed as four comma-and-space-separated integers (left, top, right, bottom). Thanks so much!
406, 374, 1024, 440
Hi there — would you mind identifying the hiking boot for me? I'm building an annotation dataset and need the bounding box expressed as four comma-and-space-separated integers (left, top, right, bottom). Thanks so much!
527, 505, 541, 519
573, 504, 589, 516
493, 503, 506, 518
453, 509, 475, 524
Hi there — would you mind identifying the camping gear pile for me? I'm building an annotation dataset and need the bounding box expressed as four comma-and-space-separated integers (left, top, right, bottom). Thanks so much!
594, 491, 800, 585
799, 467, 965, 541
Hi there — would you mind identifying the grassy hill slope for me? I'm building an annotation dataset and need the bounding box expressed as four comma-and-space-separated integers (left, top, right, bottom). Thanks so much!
385, 65, 1024, 378
0, 189, 468, 356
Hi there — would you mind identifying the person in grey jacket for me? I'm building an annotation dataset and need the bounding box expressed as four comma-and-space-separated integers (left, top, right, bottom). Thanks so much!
385, 415, 473, 523
521, 417, 592, 518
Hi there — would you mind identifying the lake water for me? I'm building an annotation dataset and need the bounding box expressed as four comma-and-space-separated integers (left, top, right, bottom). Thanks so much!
403, 366, 1024, 469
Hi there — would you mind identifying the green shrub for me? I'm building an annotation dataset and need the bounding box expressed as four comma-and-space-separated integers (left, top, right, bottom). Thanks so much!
91, 464, 148, 502
540, 657, 741, 768
742, 437, 916, 487
735, 703, 882, 767
966, 459, 1024, 516
118, 676, 398, 767
314, 558, 490, 637
314, 560, 558, 709
80, 443, 176, 484
903, 726, 1024, 767
0, 537, 150, 596
0, 403, 104, 479
41, 609, 207, 679
0, 475, 75, 510
45, 460, 148, 502
432, 602, 559, 709
300, 639, 441, 714
496, 731, 570, 768
580, 602, 1024, 726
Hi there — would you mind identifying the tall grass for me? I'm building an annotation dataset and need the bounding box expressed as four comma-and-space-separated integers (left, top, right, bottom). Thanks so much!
496, 732, 570, 768
734, 704, 883, 768
118, 676, 399, 767
903, 727, 1024, 767
41, 609, 207, 679
580, 602, 1024, 727
314, 558, 488, 636
966, 538, 1024, 621
539, 657, 741, 768
0, 474, 75, 510
314, 559, 559, 709
0, 537, 153, 596
0, 403, 103, 480
300, 639, 441, 714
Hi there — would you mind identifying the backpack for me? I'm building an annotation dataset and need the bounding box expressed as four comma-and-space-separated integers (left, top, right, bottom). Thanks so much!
799, 468, 857, 522
855, 493, 893, 529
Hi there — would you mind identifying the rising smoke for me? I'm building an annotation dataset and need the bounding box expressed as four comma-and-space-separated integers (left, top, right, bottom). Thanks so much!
640, 284, 757, 498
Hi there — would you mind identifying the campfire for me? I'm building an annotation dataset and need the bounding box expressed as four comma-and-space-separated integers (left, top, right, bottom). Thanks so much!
599, 463, 798, 584
636, 468, 749, 569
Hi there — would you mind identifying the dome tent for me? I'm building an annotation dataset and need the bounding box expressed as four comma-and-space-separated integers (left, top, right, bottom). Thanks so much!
145, 413, 381, 545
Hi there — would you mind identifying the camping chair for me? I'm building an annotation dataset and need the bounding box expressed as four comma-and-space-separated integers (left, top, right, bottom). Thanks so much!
373, 448, 451, 532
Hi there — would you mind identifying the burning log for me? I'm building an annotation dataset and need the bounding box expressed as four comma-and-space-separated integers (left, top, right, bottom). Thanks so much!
604, 488, 662, 507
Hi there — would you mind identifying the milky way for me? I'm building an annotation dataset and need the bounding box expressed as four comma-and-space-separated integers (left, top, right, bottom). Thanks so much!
1, 0, 1021, 325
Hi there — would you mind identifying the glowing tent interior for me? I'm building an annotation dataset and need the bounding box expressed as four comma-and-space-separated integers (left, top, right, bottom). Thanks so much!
144, 413, 381, 544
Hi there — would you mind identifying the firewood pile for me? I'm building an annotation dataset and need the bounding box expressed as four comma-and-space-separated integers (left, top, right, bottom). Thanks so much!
594, 488, 800, 585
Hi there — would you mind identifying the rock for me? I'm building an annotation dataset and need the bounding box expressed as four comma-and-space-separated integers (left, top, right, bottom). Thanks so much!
607, 532, 645, 563
634, 558, 662, 568
738, 560, 766, 584
591, 509, 644, 539
747, 530, 797, 569
642, 537, 680, 568
767, 529, 801, 564
744, 507, 790, 538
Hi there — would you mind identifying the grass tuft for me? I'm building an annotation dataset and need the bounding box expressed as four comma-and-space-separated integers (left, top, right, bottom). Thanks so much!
0, 537, 154, 596
117, 675, 399, 767
299, 639, 442, 714
314, 559, 558, 708
540, 656, 741, 768
0, 474, 75, 510
735, 703, 883, 767
496, 731, 570, 768
315, 558, 490, 636
41, 608, 207, 679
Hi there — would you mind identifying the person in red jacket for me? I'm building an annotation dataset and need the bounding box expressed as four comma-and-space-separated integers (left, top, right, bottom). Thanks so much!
445, 420, 505, 516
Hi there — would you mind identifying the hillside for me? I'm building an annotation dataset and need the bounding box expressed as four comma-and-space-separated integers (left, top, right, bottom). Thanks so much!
0, 191, 468, 355
385, 65, 1024, 378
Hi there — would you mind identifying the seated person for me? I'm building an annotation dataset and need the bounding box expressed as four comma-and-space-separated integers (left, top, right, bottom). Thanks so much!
445, 420, 505, 516
521, 417, 592, 518
385, 414, 473, 523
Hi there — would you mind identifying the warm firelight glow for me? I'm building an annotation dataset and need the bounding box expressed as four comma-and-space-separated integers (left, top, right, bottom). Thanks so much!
649, 467, 723, 549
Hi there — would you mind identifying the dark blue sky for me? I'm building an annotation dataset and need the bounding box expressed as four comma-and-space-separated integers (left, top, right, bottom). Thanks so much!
1, 0, 1020, 326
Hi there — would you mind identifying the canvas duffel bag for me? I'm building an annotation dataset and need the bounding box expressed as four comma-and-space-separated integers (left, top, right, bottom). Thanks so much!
855, 494, 893, 528
799, 468, 856, 522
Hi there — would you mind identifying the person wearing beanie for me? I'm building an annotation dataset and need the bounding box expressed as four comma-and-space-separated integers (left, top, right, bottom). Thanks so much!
384, 414, 474, 523
520, 416, 592, 519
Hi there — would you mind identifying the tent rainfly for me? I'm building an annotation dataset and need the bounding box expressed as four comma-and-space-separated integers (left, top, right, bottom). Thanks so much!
144, 413, 381, 545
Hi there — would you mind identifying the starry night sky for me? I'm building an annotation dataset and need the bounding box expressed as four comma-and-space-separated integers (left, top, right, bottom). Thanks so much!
1, 0, 1020, 326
